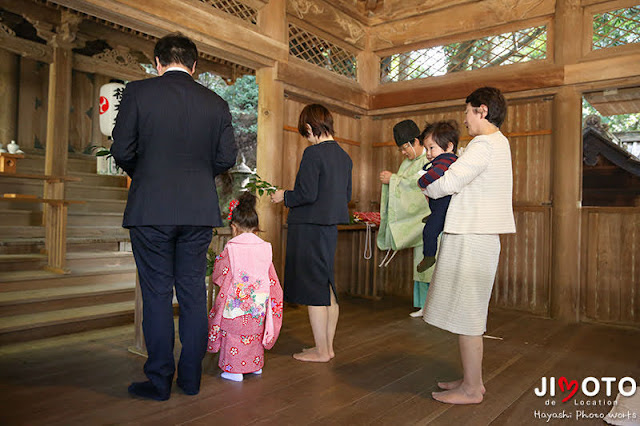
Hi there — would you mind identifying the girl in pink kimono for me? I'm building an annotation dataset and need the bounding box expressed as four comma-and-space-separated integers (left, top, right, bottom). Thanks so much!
207, 193, 283, 382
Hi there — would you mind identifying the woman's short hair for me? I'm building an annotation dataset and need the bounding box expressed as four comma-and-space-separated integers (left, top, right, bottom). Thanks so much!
298, 104, 335, 138
465, 87, 507, 128
231, 192, 259, 231
419, 120, 460, 153
154, 33, 198, 69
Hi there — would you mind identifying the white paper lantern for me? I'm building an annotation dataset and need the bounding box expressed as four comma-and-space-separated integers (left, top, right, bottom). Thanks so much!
99, 82, 126, 137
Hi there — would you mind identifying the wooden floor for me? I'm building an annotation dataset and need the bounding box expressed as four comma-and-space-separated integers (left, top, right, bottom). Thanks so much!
1, 295, 639, 425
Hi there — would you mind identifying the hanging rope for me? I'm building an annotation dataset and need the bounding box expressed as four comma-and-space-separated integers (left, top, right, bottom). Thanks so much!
363, 222, 373, 260
378, 248, 397, 268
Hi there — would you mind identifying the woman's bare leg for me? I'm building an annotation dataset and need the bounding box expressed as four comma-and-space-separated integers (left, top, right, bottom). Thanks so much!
293, 305, 331, 362
432, 335, 484, 404
326, 289, 339, 358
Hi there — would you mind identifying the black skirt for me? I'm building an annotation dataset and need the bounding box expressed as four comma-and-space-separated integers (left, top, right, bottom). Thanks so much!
284, 224, 338, 306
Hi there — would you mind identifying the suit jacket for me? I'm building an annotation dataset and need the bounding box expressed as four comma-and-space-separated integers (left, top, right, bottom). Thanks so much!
285, 140, 352, 225
424, 131, 516, 234
111, 70, 237, 227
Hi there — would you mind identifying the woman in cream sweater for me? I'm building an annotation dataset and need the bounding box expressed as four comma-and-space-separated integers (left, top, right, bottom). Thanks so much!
421, 87, 516, 404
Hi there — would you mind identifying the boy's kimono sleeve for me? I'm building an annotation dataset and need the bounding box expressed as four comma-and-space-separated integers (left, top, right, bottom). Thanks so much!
207, 248, 232, 354
262, 263, 283, 350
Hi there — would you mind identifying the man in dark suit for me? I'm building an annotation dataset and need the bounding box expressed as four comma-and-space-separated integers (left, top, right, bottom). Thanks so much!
111, 33, 237, 401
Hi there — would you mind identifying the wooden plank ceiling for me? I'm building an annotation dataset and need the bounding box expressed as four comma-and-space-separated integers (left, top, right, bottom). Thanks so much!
584, 87, 640, 116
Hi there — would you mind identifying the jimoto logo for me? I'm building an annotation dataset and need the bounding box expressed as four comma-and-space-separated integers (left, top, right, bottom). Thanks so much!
534, 377, 637, 403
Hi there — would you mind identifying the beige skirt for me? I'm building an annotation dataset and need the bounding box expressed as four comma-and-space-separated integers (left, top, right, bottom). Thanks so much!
422, 233, 500, 336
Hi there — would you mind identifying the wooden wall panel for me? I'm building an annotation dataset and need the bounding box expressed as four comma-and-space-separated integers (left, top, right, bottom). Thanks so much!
69, 70, 95, 154
493, 207, 551, 315
581, 208, 640, 326
17, 58, 49, 151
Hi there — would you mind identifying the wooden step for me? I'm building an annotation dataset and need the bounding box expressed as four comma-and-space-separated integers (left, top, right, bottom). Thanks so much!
0, 281, 135, 316
68, 198, 126, 213
18, 153, 98, 174
0, 254, 47, 273
0, 237, 126, 255
0, 179, 129, 201
0, 301, 135, 345
0, 251, 135, 273
68, 211, 124, 227
0, 209, 42, 226
0, 265, 137, 291
0, 225, 129, 240
66, 251, 135, 270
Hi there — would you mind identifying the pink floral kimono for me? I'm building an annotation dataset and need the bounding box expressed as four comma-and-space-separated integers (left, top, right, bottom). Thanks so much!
207, 232, 283, 374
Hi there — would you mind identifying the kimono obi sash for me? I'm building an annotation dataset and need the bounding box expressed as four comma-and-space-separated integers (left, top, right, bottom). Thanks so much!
223, 233, 273, 325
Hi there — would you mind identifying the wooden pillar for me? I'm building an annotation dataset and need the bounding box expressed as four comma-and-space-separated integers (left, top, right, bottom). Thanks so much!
43, 14, 78, 273
256, 0, 286, 272
357, 33, 379, 211
550, 0, 582, 321
0, 49, 19, 145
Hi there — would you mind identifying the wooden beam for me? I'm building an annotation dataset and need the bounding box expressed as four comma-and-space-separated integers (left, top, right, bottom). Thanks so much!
48, 0, 288, 69
371, 63, 564, 110
369, 0, 555, 52
565, 53, 640, 86
0, 32, 53, 63
276, 58, 368, 110
286, 0, 366, 50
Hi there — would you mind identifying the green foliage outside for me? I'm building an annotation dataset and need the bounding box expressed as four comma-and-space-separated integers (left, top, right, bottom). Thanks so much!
592, 6, 640, 49
197, 73, 258, 170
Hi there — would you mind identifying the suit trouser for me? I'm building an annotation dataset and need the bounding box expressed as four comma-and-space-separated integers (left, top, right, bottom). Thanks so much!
423, 195, 451, 257
129, 225, 212, 395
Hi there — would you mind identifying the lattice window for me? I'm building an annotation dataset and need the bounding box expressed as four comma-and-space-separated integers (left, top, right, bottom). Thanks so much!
289, 23, 357, 80
380, 25, 547, 83
592, 5, 640, 50
199, 0, 257, 24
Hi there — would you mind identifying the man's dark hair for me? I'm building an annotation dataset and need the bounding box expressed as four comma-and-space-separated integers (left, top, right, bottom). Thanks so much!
231, 192, 259, 231
298, 104, 335, 138
465, 87, 507, 128
419, 120, 460, 153
154, 33, 198, 70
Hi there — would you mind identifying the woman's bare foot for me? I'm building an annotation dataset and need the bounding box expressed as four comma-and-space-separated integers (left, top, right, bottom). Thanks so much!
302, 346, 335, 359
432, 385, 484, 405
437, 379, 486, 394
293, 348, 331, 362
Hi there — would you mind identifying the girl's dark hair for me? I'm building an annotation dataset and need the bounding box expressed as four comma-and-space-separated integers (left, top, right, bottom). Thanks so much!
419, 120, 460, 153
154, 33, 198, 69
465, 86, 507, 128
298, 104, 335, 138
231, 192, 259, 231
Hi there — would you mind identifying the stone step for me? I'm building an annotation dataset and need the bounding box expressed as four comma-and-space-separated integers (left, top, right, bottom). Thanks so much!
0, 281, 135, 317
0, 300, 135, 345
0, 265, 137, 291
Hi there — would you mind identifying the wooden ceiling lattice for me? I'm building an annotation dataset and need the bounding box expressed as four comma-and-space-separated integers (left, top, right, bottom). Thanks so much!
199, 0, 258, 24
380, 25, 548, 83
593, 5, 640, 50
288, 23, 357, 80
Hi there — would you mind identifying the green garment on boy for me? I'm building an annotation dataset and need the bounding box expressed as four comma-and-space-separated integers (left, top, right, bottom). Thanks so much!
377, 150, 435, 284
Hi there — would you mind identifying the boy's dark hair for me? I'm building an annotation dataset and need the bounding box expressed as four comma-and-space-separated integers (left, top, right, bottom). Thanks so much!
465, 87, 507, 128
419, 120, 460, 153
231, 192, 259, 231
154, 33, 198, 70
298, 104, 335, 138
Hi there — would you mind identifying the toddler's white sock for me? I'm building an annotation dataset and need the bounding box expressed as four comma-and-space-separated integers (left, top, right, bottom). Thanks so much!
221, 372, 243, 382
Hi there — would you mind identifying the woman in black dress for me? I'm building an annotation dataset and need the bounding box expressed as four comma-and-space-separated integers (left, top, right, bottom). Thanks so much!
271, 104, 352, 362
